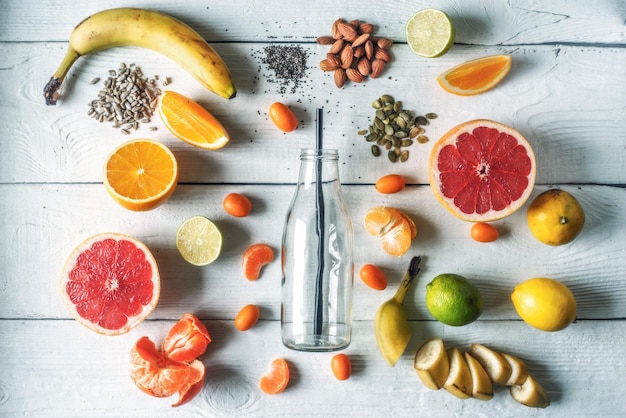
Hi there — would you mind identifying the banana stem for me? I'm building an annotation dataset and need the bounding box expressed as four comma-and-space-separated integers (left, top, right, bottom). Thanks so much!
43, 48, 81, 105
393, 256, 422, 305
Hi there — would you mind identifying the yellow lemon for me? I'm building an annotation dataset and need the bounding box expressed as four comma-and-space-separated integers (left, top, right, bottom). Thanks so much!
527, 189, 585, 245
511, 277, 576, 331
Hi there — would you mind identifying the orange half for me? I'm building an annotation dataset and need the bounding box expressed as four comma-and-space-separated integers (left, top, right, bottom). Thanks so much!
103, 139, 178, 211
437, 55, 512, 96
158, 90, 230, 150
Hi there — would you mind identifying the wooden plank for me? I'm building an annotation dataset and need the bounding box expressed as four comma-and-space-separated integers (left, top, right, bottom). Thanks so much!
1, 183, 624, 320
0, 319, 624, 416
1, 0, 625, 45
2, 43, 625, 184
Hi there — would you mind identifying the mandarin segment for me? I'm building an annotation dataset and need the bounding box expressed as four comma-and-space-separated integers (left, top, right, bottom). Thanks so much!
260, 358, 290, 395
364, 206, 416, 256
162, 313, 211, 363
242, 243, 275, 280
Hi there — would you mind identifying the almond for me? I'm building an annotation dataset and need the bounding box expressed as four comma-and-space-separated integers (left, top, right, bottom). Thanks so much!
370, 59, 386, 78
353, 46, 365, 58
375, 48, 392, 63
349, 19, 360, 28
337, 21, 357, 42
329, 39, 344, 54
331, 19, 342, 39
377, 38, 394, 50
340, 44, 354, 69
319, 59, 336, 72
357, 57, 371, 76
326, 53, 342, 68
352, 32, 370, 48
358, 22, 374, 34
365, 40, 375, 60
334, 68, 347, 88
316, 36, 335, 45
346, 68, 364, 83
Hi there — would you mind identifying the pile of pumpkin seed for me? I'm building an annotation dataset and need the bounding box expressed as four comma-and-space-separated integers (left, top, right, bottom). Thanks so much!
358, 94, 436, 162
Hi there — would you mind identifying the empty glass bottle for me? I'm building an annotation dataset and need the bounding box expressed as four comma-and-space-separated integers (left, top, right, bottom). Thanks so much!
281, 149, 353, 351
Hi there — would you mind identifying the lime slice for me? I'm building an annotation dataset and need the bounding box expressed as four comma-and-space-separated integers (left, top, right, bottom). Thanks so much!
406, 9, 455, 58
176, 216, 222, 266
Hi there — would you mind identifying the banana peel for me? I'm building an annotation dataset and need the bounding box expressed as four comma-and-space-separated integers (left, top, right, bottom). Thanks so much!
374, 256, 421, 366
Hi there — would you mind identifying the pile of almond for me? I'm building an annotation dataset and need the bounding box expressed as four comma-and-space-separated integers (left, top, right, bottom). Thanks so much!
317, 19, 393, 88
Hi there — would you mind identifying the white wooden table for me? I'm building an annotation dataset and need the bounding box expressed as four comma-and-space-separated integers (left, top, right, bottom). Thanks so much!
1, 1, 625, 416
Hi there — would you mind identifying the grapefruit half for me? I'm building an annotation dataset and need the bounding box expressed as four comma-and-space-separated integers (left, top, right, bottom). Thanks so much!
60, 233, 160, 335
429, 120, 536, 222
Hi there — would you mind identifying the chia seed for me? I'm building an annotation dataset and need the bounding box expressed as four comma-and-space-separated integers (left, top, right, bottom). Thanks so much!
258, 44, 308, 94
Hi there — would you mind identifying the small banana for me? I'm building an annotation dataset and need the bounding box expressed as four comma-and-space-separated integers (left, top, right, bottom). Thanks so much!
374, 256, 422, 366
44, 7, 236, 105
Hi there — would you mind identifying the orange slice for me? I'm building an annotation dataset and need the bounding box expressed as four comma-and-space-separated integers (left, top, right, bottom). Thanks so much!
437, 55, 512, 96
158, 90, 230, 150
260, 358, 290, 395
103, 139, 178, 211
429, 119, 536, 222
60, 233, 160, 335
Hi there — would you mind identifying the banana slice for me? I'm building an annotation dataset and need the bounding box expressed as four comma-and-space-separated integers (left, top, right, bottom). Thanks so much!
414, 338, 450, 390
464, 352, 494, 400
443, 347, 473, 399
502, 353, 529, 386
468, 343, 512, 385
510, 374, 550, 408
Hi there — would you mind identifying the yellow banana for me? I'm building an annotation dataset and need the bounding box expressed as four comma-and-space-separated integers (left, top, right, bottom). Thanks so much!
374, 256, 421, 366
44, 7, 236, 105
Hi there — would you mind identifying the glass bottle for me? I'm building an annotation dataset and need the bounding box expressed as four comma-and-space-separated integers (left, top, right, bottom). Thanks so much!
281, 149, 353, 351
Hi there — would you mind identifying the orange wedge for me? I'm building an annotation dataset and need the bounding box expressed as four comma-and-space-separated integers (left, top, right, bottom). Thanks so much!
158, 90, 230, 150
437, 55, 512, 96
103, 139, 178, 211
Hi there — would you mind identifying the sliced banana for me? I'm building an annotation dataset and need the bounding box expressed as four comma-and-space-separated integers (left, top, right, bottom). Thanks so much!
468, 343, 512, 385
443, 347, 473, 399
414, 338, 450, 390
510, 374, 550, 408
464, 352, 494, 401
502, 352, 529, 386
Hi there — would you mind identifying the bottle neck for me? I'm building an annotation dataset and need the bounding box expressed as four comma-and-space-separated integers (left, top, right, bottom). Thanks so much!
298, 149, 340, 184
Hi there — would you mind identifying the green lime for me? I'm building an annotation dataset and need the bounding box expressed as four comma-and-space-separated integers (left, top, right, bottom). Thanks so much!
425, 274, 483, 326
176, 215, 222, 266
406, 9, 455, 58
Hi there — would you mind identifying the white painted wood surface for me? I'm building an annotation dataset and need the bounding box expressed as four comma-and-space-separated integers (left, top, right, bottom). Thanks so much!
1, 0, 625, 416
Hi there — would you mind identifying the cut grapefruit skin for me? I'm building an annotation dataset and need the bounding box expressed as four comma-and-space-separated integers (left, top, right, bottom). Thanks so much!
60, 233, 160, 335
429, 120, 536, 222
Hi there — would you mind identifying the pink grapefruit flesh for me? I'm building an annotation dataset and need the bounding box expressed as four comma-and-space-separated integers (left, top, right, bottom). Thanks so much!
60, 233, 160, 335
429, 119, 536, 222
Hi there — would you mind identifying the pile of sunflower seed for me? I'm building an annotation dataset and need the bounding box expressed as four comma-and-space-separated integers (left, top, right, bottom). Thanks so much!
87, 63, 167, 134
358, 94, 436, 162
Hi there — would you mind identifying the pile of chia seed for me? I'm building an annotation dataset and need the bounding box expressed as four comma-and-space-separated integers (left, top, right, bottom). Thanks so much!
258, 45, 309, 94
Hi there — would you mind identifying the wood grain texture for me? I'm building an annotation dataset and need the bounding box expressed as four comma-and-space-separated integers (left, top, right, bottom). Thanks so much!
1, 44, 624, 184
0, 319, 624, 416
1, 0, 625, 415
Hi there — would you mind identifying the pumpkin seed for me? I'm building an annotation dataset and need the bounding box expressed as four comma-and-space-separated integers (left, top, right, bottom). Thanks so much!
416, 115, 429, 125
371, 145, 381, 156
417, 135, 429, 144
380, 94, 394, 104
365, 132, 378, 142
425, 112, 438, 119
357, 129, 368, 135
401, 139, 414, 147
387, 150, 398, 162
400, 150, 409, 162
372, 99, 382, 109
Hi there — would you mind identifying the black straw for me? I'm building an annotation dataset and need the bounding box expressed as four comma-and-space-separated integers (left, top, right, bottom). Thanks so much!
314, 108, 325, 340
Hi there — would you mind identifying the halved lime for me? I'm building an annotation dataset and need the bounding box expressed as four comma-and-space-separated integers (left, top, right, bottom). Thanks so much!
406, 9, 455, 58
176, 216, 222, 266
